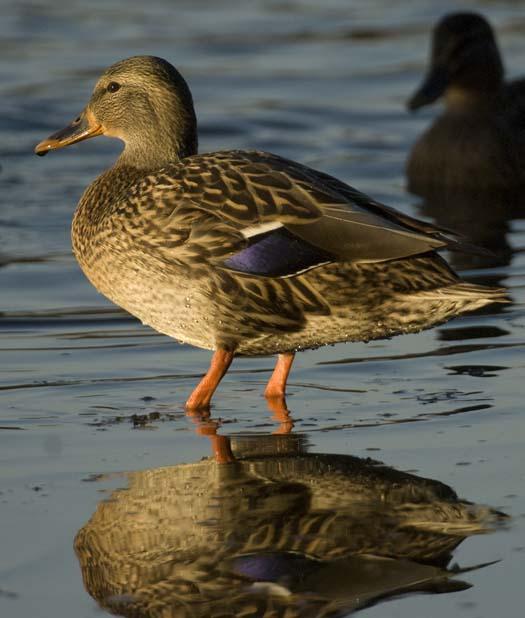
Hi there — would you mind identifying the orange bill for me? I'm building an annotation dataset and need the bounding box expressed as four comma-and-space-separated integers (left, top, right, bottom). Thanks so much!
35, 108, 103, 156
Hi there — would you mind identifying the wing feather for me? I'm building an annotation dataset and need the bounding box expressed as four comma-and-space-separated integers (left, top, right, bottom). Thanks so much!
124, 150, 475, 276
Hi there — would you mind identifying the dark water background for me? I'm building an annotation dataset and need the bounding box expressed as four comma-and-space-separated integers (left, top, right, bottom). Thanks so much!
0, 0, 524, 616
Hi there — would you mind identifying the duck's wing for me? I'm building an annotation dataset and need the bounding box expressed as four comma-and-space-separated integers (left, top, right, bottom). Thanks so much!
305, 164, 494, 254
147, 150, 454, 278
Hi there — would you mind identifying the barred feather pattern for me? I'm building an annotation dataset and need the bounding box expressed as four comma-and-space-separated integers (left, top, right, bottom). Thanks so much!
72, 150, 507, 355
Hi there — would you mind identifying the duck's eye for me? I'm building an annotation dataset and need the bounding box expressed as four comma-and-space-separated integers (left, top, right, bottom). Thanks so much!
106, 81, 121, 93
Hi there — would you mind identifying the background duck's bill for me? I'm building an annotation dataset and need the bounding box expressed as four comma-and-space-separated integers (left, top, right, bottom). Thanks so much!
408, 67, 449, 110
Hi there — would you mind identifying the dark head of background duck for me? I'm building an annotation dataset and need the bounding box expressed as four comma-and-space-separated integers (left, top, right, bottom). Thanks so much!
408, 13, 504, 110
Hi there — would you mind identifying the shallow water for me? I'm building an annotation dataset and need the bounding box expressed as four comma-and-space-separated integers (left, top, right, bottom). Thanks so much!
1, 0, 524, 617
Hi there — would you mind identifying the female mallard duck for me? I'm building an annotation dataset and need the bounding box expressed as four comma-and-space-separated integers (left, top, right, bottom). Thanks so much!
35, 56, 507, 409
407, 12, 525, 193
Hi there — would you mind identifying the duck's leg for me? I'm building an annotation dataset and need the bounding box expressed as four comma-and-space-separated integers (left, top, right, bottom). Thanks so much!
264, 352, 295, 400
185, 348, 235, 410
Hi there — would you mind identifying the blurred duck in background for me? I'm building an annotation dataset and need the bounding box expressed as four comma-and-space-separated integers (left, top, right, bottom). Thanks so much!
407, 12, 525, 194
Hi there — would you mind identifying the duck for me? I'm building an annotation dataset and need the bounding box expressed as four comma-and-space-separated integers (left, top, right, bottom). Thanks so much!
35, 56, 508, 409
406, 12, 525, 194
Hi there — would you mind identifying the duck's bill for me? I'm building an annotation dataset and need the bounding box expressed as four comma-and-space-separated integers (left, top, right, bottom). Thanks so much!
407, 68, 449, 111
34, 109, 103, 156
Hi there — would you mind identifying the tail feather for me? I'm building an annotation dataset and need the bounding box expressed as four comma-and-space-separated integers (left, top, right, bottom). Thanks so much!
412, 282, 510, 307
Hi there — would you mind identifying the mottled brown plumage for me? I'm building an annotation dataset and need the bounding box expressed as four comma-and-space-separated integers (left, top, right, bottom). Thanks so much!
35, 55, 508, 408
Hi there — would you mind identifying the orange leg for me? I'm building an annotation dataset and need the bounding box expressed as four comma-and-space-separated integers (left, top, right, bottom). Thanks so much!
264, 352, 295, 399
185, 349, 235, 410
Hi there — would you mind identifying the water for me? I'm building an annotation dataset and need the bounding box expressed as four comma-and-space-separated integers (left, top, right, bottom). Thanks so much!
1, 0, 524, 616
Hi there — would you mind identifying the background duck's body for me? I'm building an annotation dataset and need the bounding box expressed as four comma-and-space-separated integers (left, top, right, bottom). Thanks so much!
407, 107, 522, 193
407, 12, 525, 193
36, 56, 507, 407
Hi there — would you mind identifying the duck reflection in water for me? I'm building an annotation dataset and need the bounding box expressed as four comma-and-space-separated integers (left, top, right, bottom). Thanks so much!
75, 418, 505, 617
186, 397, 295, 464
413, 188, 524, 281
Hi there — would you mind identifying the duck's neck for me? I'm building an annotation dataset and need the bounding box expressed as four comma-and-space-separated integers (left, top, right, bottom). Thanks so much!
443, 56, 505, 113
444, 84, 503, 113
115, 113, 198, 171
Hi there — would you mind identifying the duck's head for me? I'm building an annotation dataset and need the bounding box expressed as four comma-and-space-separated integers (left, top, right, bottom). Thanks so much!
35, 56, 198, 168
408, 12, 504, 111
